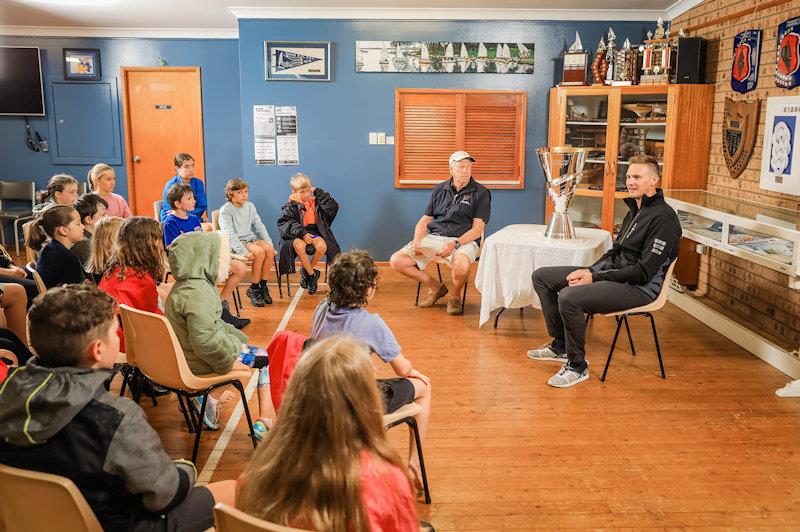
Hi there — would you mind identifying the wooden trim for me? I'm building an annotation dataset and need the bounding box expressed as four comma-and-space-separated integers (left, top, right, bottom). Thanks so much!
119, 66, 205, 215
396, 88, 531, 95
603, 90, 621, 231
680, 0, 793, 35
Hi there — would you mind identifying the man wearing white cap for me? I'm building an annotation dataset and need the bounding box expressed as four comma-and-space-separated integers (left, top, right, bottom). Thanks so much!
389, 151, 491, 315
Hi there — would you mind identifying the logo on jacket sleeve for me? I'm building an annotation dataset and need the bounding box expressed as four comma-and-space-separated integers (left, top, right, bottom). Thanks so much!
652, 238, 666, 255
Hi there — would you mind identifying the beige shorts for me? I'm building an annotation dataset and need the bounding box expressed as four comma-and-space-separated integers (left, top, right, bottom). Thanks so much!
401, 234, 478, 271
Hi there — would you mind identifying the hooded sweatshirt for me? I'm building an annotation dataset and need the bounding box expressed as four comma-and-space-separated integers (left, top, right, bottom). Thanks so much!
0, 359, 197, 531
165, 231, 248, 375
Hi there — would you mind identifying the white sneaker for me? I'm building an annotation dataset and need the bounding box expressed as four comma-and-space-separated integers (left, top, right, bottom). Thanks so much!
547, 364, 589, 388
527, 343, 568, 362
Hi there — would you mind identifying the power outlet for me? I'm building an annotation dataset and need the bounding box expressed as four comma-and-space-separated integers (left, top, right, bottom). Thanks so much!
377, 132, 386, 145
369, 132, 378, 145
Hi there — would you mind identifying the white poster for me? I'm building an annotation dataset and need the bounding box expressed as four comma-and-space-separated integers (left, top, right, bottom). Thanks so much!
276, 106, 299, 165
253, 105, 276, 165
761, 96, 800, 196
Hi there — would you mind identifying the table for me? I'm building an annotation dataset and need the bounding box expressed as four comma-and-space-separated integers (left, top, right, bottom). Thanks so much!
474, 224, 613, 327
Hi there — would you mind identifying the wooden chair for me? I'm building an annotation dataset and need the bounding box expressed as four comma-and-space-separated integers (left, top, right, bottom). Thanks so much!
24, 261, 47, 294
414, 232, 483, 316
594, 260, 678, 382
383, 402, 432, 504
118, 304, 257, 463
0, 463, 102, 532
0, 180, 36, 255
21, 218, 37, 264
214, 503, 309, 532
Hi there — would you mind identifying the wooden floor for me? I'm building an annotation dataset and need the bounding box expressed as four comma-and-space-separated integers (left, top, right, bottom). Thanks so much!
129, 265, 800, 530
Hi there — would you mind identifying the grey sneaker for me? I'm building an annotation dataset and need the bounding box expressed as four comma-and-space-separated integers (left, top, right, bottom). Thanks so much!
527, 343, 568, 362
547, 364, 589, 388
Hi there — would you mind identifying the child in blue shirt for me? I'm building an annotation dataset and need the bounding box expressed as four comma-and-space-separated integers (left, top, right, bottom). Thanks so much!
159, 153, 208, 221
163, 184, 202, 247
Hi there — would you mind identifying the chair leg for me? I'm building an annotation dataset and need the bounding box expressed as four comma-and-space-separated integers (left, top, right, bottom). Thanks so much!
436, 264, 442, 282
274, 258, 283, 298
415, 282, 421, 306
406, 417, 431, 504
460, 274, 468, 315
177, 394, 196, 434
493, 307, 506, 329
232, 380, 258, 448
285, 273, 292, 297
585, 313, 593, 325
233, 287, 242, 316
324, 261, 328, 283
601, 316, 624, 382
191, 392, 210, 464
649, 313, 666, 379
13, 219, 21, 256
623, 315, 636, 356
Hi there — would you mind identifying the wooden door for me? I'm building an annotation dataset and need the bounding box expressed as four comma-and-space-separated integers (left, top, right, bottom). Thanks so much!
120, 67, 205, 216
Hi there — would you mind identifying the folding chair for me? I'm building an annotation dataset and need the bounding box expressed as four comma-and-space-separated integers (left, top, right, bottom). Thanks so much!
414, 232, 483, 315
383, 402, 432, 504
214, 503, 310, 532
280, 243, 328, 297
24, 261, 47, 294
0, 180, 36, 255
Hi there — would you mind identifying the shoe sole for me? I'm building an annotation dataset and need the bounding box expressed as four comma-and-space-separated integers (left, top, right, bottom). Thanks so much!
547, 373, 589, 388
526, 352, 568, 363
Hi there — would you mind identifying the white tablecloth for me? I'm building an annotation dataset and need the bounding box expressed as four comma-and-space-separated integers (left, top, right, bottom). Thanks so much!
474, 224, 613, 327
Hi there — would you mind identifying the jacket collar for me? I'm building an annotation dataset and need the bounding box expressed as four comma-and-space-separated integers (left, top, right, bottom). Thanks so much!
447, 177, 476, 195
623, 188, 664, 213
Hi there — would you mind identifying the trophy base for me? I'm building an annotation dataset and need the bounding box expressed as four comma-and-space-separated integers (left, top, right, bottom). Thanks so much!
545, 213, 577, 239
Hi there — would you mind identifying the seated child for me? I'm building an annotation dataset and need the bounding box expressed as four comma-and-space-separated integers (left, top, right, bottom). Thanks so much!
99, 217, 167, 352
87, 163, 132, 218
165, 231, 275, 437
0, 285, 236, 530
162, 183, 202, 247
219, 178, 276, 306
237, 335, 419, 531
277, 172, 340, 294
0, 283, 30, 351
310, 249, 431, 491
159, 152, 208, 222
86, 216, 123, 285
33, 173, 79, 213
73, 193, 108, 270
28, 205, 86, 288
0, 243, 38, 304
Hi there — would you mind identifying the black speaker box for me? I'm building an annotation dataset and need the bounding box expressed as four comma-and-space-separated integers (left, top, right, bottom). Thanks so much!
676, 37, 707, 84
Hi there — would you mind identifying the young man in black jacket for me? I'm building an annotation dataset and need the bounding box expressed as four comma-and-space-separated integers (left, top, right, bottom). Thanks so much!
528, 155, 681, 388
0, 285, 236, 530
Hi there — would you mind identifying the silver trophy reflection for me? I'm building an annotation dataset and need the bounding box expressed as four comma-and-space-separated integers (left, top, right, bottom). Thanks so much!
536, 146, 598, 239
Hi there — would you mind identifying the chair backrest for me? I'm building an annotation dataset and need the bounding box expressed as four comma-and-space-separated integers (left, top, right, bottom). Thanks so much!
214, 503, 309, 532
25, 261, 47, 294
118, 304, 200, 390
22, 219, 37, 263
212, 209, 220, 230
153, 199, 164, 220
0, 180, 36, 203
0, 463, 103, 532
648, 259, 678, 311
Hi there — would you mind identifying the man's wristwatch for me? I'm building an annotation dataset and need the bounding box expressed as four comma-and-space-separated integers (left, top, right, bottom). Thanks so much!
454, 239, 461, 249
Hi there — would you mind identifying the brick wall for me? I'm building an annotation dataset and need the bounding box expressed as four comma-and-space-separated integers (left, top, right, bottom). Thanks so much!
672, 0, 800, 351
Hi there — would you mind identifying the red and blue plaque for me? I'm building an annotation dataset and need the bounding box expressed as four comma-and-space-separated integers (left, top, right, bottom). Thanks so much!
776, 17, 800, 89
731, 30, 761, 94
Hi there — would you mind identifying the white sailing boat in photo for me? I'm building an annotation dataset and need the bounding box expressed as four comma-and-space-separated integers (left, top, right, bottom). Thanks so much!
517, 42, 531, 58
443, 42, 455, 73
458, 42, 470, 72
476, 42, 487, 72
379, 41, 390, 72
419, 42, 430, 72
495, 43, 509, 73
393, 42, 407, 70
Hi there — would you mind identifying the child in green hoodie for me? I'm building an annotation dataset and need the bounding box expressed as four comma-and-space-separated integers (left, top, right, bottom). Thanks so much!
164, 230, 276, 437
0, 284, 237, 530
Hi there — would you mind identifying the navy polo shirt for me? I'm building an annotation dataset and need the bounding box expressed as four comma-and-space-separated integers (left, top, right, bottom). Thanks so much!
425, 177, 491, 238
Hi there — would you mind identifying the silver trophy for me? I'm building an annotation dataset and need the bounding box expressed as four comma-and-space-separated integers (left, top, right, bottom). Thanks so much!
536, 146, 596, 239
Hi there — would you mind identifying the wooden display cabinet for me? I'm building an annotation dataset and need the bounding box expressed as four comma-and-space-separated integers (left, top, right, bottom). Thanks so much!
547, 84, 714, 234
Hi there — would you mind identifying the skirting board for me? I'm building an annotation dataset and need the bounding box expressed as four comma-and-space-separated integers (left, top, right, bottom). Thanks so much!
669, 289, 800, 380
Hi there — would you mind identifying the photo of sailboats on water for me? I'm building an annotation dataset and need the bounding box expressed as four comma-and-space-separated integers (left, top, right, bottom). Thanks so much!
355, 41, 534, 73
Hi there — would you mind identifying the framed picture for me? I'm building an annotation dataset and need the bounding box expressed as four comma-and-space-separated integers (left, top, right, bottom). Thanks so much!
264, 41, 330, 81
760, 96, 800, 196
63, 48, 101, 81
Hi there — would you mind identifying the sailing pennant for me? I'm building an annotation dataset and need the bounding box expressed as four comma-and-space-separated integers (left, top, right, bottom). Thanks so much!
274, 50, 321, 72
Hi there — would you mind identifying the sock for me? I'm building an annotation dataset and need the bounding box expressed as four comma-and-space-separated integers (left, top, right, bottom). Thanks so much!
250, 282, 260, 291
259, 279, 267, 288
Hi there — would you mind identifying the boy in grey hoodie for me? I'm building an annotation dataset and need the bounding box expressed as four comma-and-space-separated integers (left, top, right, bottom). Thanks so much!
0, 285, 236, 531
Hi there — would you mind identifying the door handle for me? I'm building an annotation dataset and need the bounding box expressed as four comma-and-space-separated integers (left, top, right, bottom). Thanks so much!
132, 155, 141, 163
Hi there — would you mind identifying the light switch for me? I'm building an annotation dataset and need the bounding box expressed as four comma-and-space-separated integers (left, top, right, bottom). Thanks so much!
377, 132, 386, 145
386, 136, 395, 145
369, 132, 378, 145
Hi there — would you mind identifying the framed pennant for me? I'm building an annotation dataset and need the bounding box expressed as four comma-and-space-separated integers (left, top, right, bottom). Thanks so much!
731, 30, 761, 94
776, 17, 800, 89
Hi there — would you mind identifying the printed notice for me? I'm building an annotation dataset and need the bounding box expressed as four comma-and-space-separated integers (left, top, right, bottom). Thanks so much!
276, 106, 299, 165
253, 105, 276, 165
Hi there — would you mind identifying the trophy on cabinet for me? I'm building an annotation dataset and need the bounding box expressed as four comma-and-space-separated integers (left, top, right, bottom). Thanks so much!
591, 36, 609, 84
604, 27, 617, 84
561, 32, 590, 85
640, 18, 673, 85
536, 146, 598, 239
612, 38, 639, 85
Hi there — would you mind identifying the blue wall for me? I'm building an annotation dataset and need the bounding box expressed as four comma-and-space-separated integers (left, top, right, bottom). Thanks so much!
238, 19, 650, 259
0, 36, 242, 205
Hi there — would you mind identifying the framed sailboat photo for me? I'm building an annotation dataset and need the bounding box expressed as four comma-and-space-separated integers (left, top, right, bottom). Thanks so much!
265, 41, 331, 81
355, 41, 534, 74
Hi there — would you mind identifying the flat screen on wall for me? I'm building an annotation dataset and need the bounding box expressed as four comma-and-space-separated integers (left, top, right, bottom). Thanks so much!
0, 46, 45, 116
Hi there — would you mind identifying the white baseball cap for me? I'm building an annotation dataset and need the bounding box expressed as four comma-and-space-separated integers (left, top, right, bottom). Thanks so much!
449, 150, 476, 166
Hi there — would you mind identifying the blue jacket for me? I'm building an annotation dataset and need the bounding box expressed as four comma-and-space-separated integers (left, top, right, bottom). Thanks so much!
160, 176, 207, 221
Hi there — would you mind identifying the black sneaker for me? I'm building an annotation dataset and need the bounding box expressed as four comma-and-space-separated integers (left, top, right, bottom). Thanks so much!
307, 272, 318, 294
299, 269, 309, 289
260, 285, 273, 305
221, 301, 251, 329
246, 286, 265, 307
312, 269, 321, 281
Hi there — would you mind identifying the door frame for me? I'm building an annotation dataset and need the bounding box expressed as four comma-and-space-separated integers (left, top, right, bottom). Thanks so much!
119, 66, 204, 214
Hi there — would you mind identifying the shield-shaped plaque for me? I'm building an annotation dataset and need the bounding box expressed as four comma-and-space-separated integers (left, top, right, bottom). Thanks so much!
723, 97, 760, 179
776, 17, 800, 89
731, 29, 761, 94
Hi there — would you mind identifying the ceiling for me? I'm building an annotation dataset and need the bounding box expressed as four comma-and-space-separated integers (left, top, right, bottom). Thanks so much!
1, 0, 699, 37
